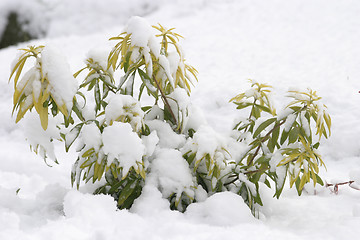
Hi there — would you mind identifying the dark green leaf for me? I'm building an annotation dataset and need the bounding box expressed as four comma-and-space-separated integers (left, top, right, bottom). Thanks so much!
264, 178, 271, 188
294, 177, 302, 196
315, 173, 324, 186
117, 179, 137, 208
185, 152, 196, 165
141, 106, 152, 112
313, 142, 320, 149
87, 79, 96, 91
121, 182, 142, 209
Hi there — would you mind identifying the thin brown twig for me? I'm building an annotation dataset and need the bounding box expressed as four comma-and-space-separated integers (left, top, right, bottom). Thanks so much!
247, 119, 286, 166
325, 181, 360, 194
152, 74, 177, 126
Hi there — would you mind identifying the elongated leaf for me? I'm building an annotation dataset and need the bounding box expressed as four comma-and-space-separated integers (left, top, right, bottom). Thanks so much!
288, 126, 299, 144
117, 179, 137, 207
280, 129, 290, 145
255, 104, 272, 115
124, 71, 135, 96
82, 148, 95, 158
65, 123, 84, 152
315, 173, 324, 186
235, 102, 253, 110
253, 118, 277, 138
252, 106, 261, 119
138, 68, 158, 98
94, 82, 101, 112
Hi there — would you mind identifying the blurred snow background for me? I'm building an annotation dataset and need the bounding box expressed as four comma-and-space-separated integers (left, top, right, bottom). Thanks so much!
1, 0, 360, 239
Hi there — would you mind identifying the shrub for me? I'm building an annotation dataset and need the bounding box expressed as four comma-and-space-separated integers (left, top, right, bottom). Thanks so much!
9, 17, 331, 215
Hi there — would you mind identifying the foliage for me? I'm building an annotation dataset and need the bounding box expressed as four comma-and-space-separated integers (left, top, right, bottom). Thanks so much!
9, 17, 331, 215
227, 81, 331, 212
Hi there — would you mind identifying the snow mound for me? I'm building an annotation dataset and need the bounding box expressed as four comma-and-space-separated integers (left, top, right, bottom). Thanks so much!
185, 192, 256, 226
63, 190, 117, 218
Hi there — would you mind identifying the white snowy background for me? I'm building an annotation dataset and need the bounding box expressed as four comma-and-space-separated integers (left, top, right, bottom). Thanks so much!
1, 0, 360, 239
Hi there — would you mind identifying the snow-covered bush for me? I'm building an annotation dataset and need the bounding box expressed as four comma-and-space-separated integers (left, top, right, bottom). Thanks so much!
9, 17, 331, 215
226, 82, 331, 212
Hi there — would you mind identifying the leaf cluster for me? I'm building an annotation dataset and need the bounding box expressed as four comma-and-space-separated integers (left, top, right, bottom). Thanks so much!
227, 81, 331, 211
9, 45, 71, 130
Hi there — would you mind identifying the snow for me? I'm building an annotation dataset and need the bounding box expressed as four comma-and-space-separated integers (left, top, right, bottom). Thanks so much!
146, 119, 186, 149
141, 130, 159, 157
185, 192, 256, 226
102, 122, 145, 172
2, 0, 360, 239
23, 112, 60, 161
41, 46, 78, 112
183, 125, 227, 161
79, 122, 102, 153
105, 94, 144, 132
150, 148, 195, 201
126, 16, 154, 48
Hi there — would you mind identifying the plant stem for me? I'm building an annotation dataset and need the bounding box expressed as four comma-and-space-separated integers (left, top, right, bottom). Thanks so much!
224, 167, 270, 186
152, 74, 177, 126
247, 119, 286, 167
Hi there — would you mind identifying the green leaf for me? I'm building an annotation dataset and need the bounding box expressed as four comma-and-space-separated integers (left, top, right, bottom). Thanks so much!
294, 177, 302, 196
253, 118, 277, 138
108, 180, 124, 195
235, 102, 253, 110
117, 179, 137, 208
274, 165, 288, 198
255, 104, 272, 115
264, 179, 271, 188
138, 69, 158, 99
123, 51, 132, 73
252, 106, 261, 119
72, 101, 85, 122
82, 148, 95, 158
313, 142, 320, 149
87, 79, 96, 91
188, 128, 196, 138
94, 82, 101, 112
121, 182, 142, 209
254, 190, 263, 206
288, 126, 300, 144
124, 71, 135, 96
185, 152, 196, 165
315, 173, 324, 186
268, 124, 280, 152
141, 106, 152, 112
280, 129, 290, 145
139, 83, 146, 100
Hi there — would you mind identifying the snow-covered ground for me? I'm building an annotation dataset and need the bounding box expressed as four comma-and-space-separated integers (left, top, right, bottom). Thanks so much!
1, 0, 360, 239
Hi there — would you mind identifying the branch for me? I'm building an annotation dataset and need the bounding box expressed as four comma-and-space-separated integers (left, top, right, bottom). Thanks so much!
247, 119, 286, 166
224, 167, 270, 186
152, 74, 177, 126
325, 181, 359, 194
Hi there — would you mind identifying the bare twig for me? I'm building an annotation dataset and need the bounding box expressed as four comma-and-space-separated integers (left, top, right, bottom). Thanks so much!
325, 181, 359, 194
